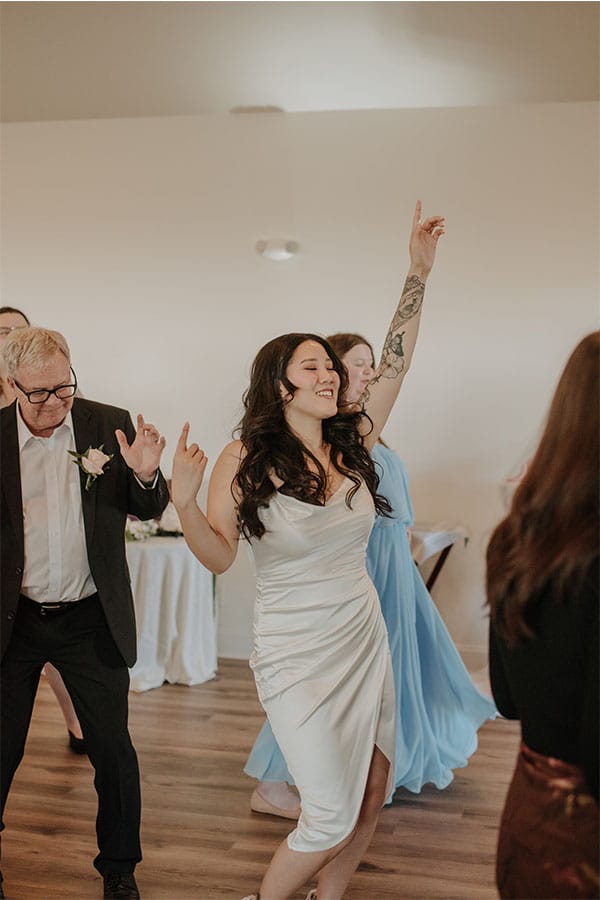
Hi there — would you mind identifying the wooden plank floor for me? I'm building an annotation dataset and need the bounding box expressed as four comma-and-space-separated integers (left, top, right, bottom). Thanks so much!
2, 659, 519, 899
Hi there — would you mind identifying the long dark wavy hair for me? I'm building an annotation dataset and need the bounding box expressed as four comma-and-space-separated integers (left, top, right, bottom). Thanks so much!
234, 332, 392, 539
486, 331, 600, 644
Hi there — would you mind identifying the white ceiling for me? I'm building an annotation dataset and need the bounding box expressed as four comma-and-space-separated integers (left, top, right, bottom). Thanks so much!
1, 1, 598, 123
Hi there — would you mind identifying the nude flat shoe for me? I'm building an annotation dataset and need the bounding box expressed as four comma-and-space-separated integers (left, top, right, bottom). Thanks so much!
250, 787, 301, 820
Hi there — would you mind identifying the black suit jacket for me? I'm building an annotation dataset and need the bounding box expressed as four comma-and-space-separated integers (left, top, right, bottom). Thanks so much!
1, 397, 169, 666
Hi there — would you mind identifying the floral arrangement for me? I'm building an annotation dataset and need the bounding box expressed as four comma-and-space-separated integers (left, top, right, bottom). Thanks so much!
68, 445, 113, 491
125, 517, 158, 542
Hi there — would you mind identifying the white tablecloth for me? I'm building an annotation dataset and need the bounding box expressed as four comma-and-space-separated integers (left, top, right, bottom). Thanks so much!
126, 536, 217, 692
410, 523, 469, 566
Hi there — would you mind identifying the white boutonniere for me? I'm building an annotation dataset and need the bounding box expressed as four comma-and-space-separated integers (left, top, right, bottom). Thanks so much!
68, 445, 113, 490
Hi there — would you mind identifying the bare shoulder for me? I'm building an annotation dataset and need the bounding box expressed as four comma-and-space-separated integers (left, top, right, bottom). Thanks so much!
213, 440, 244, 475
208, 441, 246, 510
220, 439, 246, 462
206, 443, 243, 542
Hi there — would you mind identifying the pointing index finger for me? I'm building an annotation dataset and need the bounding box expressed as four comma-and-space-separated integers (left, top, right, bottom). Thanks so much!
412, 200, 422, 227
177, 422, 190, 453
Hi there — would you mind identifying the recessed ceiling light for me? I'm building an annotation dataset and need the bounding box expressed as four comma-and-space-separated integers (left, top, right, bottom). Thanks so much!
256, 239, 299, 261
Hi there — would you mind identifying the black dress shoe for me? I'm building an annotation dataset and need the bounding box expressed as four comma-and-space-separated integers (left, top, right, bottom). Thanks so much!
103, 872, 140, 899
68, 729, 88, 755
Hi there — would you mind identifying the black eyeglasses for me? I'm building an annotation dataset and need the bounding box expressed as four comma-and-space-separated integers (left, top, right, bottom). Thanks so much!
13, 367, 78, 404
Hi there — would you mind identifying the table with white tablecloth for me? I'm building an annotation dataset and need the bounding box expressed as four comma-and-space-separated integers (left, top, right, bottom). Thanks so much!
126, 536, 217, 692
410, 524, 469, 590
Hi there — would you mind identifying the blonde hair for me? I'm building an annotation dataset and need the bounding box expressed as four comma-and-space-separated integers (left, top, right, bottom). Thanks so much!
2, 327, 70, 378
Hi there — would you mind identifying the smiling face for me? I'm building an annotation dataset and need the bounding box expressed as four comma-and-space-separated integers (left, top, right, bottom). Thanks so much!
11, 350, 74, 437
341, 343, 375, 405
281, 339, 340, 425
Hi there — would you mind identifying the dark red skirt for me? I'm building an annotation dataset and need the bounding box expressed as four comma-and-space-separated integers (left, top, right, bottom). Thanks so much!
497, 742, 599, 899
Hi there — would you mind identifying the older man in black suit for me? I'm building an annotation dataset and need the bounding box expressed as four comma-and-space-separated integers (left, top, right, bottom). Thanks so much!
0, 327, 169, 899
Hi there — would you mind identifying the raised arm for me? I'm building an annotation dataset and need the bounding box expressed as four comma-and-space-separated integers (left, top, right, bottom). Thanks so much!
360, 201, 444, 449
171, 425, 242, 574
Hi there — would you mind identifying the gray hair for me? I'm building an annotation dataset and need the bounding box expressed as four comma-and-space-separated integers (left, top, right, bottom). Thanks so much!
2, 327, 71, 378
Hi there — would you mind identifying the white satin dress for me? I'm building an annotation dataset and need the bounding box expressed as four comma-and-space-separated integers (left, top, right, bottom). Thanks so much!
248, 478, 395, 852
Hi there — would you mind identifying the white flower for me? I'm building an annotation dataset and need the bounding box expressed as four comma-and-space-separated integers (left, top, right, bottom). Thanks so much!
68, 444, 113, 490
80, 447, 112, 476
125, 517, 158, 541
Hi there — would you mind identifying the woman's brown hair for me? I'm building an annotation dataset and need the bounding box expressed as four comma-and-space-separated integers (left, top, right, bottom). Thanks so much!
326, 332, 389, 448
487, 331, 600, 643
326, 333, 375, 381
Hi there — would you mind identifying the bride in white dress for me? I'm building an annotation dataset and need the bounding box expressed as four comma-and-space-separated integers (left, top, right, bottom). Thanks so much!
171, 202, 444, 900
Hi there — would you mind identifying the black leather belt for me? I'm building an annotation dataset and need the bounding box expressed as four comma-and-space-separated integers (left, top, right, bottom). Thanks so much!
20, 594, 98, 616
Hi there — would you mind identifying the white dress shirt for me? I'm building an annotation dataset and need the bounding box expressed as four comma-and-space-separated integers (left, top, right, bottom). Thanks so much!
17, 407, 97, 603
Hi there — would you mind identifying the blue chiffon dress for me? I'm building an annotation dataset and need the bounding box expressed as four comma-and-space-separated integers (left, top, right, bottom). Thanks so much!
244, 444, 496, 797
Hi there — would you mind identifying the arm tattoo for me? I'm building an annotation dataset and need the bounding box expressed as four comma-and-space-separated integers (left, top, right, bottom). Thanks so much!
365, 274, 425, 392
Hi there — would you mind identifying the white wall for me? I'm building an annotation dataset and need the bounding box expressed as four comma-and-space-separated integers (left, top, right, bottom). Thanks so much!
1, 103, 598, 660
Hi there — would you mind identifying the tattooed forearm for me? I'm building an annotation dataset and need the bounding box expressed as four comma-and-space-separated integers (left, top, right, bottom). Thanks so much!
366, 274, 425, 389
375, 330, 407, 382
363, 336, 405, 397
394, 274, 426, 324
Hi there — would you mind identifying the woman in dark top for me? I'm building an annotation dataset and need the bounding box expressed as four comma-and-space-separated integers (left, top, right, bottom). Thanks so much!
487, 330, 599, 900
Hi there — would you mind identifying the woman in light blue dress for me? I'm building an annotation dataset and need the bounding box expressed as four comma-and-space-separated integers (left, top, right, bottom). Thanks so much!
245, 333, 496, 815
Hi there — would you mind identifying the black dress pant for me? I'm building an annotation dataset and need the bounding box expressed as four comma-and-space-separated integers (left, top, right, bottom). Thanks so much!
1, 594, 141, 874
